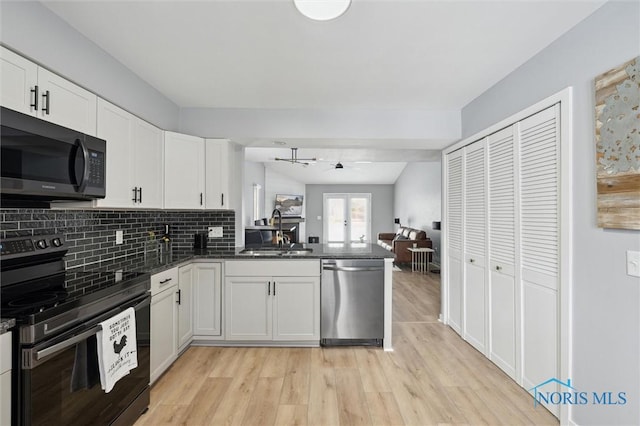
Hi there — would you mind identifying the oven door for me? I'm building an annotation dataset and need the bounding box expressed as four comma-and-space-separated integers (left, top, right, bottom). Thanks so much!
18, 294, 150, 426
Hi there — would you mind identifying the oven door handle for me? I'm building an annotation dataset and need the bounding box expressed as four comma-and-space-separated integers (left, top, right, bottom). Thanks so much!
25, 295, 151, 369
35, 326, 101, 362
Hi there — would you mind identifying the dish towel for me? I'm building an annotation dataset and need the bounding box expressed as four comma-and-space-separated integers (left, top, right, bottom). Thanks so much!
96, 307, 138, 393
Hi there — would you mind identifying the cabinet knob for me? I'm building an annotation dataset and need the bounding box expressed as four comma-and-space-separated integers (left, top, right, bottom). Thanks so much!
469, 258, 475, 263
496, 265, 502, 271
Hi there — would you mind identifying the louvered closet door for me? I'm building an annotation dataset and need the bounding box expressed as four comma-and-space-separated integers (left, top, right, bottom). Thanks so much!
519, 105, 560, 413
463, 139, 487, 353
487, 126, 517, 379
446, 150, 464, 334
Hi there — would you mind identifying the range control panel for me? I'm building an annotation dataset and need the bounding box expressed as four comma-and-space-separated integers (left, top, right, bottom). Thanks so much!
0, 234, 65, 258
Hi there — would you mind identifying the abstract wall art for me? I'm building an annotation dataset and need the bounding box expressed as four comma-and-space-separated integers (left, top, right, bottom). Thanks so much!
595, 56, 640, 230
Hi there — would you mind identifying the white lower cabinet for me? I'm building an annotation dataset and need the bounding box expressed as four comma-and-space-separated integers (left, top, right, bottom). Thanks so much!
150, 267, 178, 384
0, 332, 11, 426
193, 262, 223, 338
177, 265, 195, 351
225, 260, 320, 343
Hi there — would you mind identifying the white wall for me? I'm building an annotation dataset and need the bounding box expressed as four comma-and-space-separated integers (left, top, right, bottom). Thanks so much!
264, 167, 306, 241
305, 184, 394, 243
394, 162, 441, 263
0, 1, 179, 130
461, 2, 640, 424
179, 107, 460, 142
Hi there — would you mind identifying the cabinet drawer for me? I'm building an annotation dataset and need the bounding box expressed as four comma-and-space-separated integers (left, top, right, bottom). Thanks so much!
225, 260, 320, 277
0, 333, 11, 373
151, 267, 179, 295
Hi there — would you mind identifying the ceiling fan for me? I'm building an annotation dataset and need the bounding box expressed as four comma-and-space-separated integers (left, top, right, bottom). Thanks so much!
274, 148, 317, 166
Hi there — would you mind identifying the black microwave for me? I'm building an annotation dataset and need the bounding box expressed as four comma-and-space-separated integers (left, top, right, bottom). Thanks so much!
1, 107, 106, 204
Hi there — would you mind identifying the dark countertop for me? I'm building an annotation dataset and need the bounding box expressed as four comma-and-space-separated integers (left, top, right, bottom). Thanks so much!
0, 318, 16, 334
72, 243, 392, 276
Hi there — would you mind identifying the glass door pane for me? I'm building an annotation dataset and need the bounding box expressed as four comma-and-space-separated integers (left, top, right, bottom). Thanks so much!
326, 196, 346, 243
349, 197, 369, 242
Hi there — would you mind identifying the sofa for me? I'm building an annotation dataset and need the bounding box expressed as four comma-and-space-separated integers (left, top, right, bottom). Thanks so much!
377, 226, 432, 264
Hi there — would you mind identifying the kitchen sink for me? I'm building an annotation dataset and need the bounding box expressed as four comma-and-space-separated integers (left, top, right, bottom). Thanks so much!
281, 249, 313, 256
238, 247, 313, 257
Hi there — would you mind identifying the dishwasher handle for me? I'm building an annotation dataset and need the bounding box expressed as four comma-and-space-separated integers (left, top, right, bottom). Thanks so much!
322, 264, 384, 272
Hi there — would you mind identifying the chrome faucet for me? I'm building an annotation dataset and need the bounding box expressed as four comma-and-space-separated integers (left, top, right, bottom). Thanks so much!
271, 208, 283, 248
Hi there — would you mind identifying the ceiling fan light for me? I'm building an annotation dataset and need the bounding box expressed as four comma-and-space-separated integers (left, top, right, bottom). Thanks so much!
275, 147, 317, 166
294, 0, 351, 21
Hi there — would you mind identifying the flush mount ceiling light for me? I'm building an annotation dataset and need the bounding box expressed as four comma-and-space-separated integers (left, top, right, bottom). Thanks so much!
293, 0, 351, 21
275, 148, 317, 166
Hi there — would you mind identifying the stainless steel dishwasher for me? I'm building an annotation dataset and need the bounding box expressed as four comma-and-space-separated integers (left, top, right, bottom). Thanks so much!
321, 259, 384, 346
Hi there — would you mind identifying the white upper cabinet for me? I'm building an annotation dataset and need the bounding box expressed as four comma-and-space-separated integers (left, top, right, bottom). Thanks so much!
205, 139, 232, 209
36, 68, 97, 136
0, 47, 97, 135
95, 99, 163, 208
95, 100, 134, 208
164, 131, 205, 209
132, 119, 164, 208
0, 47, 38, 115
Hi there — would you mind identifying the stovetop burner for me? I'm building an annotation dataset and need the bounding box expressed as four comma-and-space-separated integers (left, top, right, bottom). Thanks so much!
1, 270, 149, 323
7, 292, 65, 308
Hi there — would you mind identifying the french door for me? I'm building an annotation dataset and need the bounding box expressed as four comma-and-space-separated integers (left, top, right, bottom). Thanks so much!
323, 193, 371, 244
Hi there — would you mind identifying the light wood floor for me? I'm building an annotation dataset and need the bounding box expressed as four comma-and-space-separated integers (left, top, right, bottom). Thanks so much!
136, 268, 558, 426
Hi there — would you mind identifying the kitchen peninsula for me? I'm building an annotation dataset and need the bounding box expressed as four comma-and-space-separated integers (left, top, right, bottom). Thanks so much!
110, 242, 395, 384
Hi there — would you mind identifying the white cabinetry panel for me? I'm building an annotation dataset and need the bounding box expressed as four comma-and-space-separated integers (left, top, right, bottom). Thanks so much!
444, 100, 564, 420
95, 99, 163, 208
522, 281, 558, 418
0, 46, 38, 115
36, 68, 97, 136
489, 270, 516, 378
446, 150, 463, 334
463, 140, 487, 353
151, 283, 178, 384
225, 277, 272, 340
0, 47, 96, 135
272, 277, 320, 341
177, 265, 194, 351
205, 139, 232, 209
488, 125, 517, 379
519, 105, 560, 411
0, 332, 11, 426
519, 106, 559, 282
133, 119, 164, 208
164, 132, 205, 209
96, 99, 134, 207
193, 263, 222, 337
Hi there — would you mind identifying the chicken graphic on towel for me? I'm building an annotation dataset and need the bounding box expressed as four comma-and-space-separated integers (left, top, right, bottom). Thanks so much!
113, 335, 128, 356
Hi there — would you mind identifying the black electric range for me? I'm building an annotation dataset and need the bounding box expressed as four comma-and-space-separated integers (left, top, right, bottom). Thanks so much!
0, 234, 151, 426
1, 234, 150, 344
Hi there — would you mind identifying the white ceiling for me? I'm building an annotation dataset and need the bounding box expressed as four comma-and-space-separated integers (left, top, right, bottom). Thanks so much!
42, 0, 605, 183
